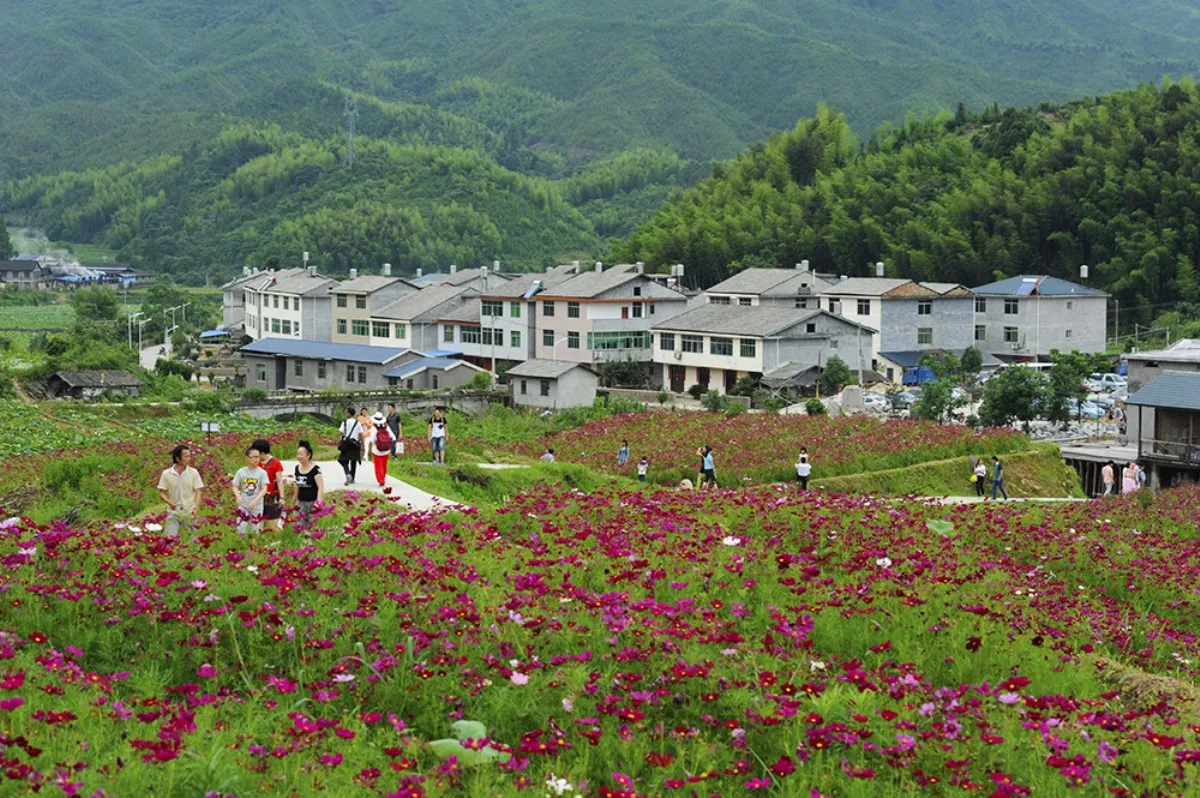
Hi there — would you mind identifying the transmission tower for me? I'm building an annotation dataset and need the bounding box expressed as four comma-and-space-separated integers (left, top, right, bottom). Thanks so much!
344, 96, 358, 166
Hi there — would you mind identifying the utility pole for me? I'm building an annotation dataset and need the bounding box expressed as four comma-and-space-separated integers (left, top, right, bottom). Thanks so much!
128, 311, 144, 349
180, 302, 191, 326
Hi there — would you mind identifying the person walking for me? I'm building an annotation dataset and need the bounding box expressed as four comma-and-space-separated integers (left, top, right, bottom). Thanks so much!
1101, 461, 1115, 496
973, 459, 987, 498
617, 440, 630, 466
292, 440, 325, 526
637, 457, 649, 483
699, 446, 717, 489
337, 408, 362, 485
1122, 462, 1139, 493
541, 447, 556, 463
157, 444, 204, 538
231, 445, 267, 535
254, 439, 285, 531
796, 453, 812, 491
369, 412, 393, 487
357, 409, 374, 465
1135, 461, 1148, 490
991, 456, 1008, 501
428, 408, 448, 464
385, 403, 403, 457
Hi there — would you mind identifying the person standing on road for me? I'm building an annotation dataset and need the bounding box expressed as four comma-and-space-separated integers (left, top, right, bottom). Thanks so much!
617, 440, 630, 466
428, 408, 448, 464
369, 412, 393, 487
231, 445, 267, 535
337, 408, 362, 485
1101, 461, 1115, 496
157, 444, 204, 538
973, 459, 987, 498
796, 453, 812, 491
292, 440, 325, 526
254, 438, 284, 531
991, 456, 1008, 501
386, 403, 403, 457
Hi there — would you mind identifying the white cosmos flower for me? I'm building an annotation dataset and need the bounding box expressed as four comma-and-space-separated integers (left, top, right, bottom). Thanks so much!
721, 536, 741, 546
876, 557, 893, 568
145, 523, 163, 532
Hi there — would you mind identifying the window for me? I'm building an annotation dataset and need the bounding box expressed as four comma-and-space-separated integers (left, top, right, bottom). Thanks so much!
357, 366, 367, 383
589, 331, 650, 350
738, 297, 752, 306
543, 301, 555, 317
567, 331, 579, 349
351, 320, 369, 337
461, 327, 481, 344
406, 379, 414, 390
336, 294, 347, 308
795, 297, 809, 309
294, 359, 303, 377
975, 297, 987, 313
256, 364, 267, 382
510, 302, 521, 318
520, 379, 528, 395
283, 296, 290, 310
917, 327, 933, 345
355, 296, 366, 309
281, 320, 292, 335
632, 302, 643, 318
337, 319, 347, 335
828, 299, 840, 313
660, 333, 676, 351
568, 301, 580, 318
974, 324, 986, 341
633, 286, 642, 297
394, 323, 407, 340
649, 304, 655, 315
1066, 300, 1074, 311
1004, 299, 1019, 315
540, 380, 550, 397
710, 337, 733, 356
917, 300, 932, 316
317, 362, 326, 379
681, 335, 703, 353
482, 328, 504, 346
1003, 326, 1020, 343
273, 295, 279, 308
857, 299, 871, 315
294, 323, 300, 337
543, 329, 554, 347
709, 296, 731, 305
432, 374, 439, 389
805, 322, 817, 334
346, 364, 356, 383
511, 330, 521, 348
372, 321, 390, 338
271, 318, 281, 333
740, 339, 756, 358
444, 325, 455, 343
1065, 329, 1073, 339
481, 300, 504, 317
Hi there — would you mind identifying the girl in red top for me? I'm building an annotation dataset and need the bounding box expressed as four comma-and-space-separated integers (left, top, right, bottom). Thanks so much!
253, 438, 284, 531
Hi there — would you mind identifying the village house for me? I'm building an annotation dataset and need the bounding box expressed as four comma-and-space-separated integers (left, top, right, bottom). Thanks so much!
506, 359, 599, 410
651, 304, 874, 395
970, 275, 1107, 360
243, 267, 337, 342
1125, 370, 1200, 489
700, 263, 834, 310
369, 282, 478, 352
330, 266, 420, 346
0, 260, 46, 288
383, 357, 487, 391
1123, 339, 1200, 442
48, 370, 142, 399
239, 337, 415, 392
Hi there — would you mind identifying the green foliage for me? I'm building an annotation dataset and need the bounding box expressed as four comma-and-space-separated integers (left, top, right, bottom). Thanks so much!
960, 346, 984, 377
70, 287, 119, 324
820, 354, 854, 395
596, 359, 646, 389
241, 387, 268, 401
979, 366, 1047, 429
0, 221, 11, 259
465, 371, 493, 391
805, 398, 827, 416
656, 391, 669, 405
1046, 349, 1110, 424
911, 377, 960, 423
917, 350, 961, 380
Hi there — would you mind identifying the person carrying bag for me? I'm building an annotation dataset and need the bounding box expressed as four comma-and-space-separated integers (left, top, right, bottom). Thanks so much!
337, 407, 362, 486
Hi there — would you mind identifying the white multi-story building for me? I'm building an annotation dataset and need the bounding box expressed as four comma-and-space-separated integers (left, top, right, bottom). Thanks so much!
701, 265, 833, 309
243, 267, 337, 342
970, 275, 1108, 360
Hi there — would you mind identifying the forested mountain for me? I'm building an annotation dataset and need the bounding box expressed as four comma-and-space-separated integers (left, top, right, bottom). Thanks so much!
614, 81, 1200, 321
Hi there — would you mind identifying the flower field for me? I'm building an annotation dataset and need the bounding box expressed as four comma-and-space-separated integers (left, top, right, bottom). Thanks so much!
512, 413, 1031, 484
1, 467, 1199, 795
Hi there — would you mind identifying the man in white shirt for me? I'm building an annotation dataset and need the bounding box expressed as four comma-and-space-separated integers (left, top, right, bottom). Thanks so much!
157, 444, 204, 538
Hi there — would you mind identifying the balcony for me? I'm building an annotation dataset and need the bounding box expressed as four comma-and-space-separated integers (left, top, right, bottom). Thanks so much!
1138, 438, 1200, 467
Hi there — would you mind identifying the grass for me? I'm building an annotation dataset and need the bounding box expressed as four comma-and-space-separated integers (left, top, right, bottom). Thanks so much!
388, 459, 623, 507
812, 443, 1084, 498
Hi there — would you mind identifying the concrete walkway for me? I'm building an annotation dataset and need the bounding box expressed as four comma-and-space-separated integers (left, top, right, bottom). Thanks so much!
279, 460, 463, 513
922, 496, 1088, 505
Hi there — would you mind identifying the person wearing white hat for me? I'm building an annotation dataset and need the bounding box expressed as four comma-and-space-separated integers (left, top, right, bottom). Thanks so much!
369, 411, 393, 487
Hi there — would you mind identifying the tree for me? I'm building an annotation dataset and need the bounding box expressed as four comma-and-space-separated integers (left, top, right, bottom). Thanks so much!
820, 354, 854, 395
1046, 349, 1109, 425
960, 346, 983, 377
979, 366, 1047, 429
0, 220, 11, 259
911, 377, 960, 422
917, 350, 960, 380
70, 287, 119, 324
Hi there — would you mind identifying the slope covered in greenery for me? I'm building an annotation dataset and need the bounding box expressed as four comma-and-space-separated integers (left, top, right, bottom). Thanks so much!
614, 82, 1200, 318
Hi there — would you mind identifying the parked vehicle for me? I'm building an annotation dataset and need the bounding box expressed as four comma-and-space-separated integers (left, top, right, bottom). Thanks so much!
1086, 373, 1127, 392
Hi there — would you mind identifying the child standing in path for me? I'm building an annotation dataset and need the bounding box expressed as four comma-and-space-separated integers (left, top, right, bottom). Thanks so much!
231, 446, 266, 535
292, 440, 325, 526
428, 408, 448, 464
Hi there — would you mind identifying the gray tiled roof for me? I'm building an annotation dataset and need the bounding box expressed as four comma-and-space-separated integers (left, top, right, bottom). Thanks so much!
53, 370, 142, 388
707, 268, 806, 295
1125, 371, 1200, 411
336, 275, 404, 294
653, 304, 868, 337
256, 268, 336, 296
374, 283, 477, 321
821, 277, 911, 296
1126, 339, 1200, 364
538, 269, 642, 299
481, 270, 578, 298
505, 359, 597, 379
435, 301, 481, 324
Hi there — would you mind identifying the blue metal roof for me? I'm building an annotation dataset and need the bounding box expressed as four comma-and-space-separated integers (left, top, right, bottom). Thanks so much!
421, 348, 462, 358
199, 329, 231, 339
383, 357, 466, 379
973, 275, 1106, 296
239, 337, 408, 364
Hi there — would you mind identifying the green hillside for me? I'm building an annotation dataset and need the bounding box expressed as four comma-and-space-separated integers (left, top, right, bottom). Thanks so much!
613, 81, 1200, 318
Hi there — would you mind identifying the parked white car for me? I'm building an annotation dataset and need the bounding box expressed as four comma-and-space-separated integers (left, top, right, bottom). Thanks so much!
1087, 373, 1127, 392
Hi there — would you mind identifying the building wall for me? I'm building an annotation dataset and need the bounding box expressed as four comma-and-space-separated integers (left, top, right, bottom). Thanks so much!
511, 369, 597, 409
974, 295, 1107, 358
390, 366, 481, 392
532, 293, 688, 364
222, 289, 246, 329
242, 354, 409, 392
248, 290, 310, 340
331, 283, 416, 344
300, 295, 332, 342
880, 297, 974, 359
1125, 359, 1200, 441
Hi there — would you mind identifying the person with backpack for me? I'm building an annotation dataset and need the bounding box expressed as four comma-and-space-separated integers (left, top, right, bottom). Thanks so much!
253, 438, 284, 531
369, 411, 393, 487
337, 407, 362, 485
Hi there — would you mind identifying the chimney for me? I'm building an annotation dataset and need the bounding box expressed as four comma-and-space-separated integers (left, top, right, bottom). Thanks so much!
545, 266, 553, 273
450, 264, 457, 275
243, 266, 250, 277
840, 275, 849, 282
676, 264, 685, 278
594, 261, 603, 273
349, 268, 358, 279
382, 262, 392, 277
875, 261, 885, 277
572, 260, 580, 271
307, 265, 316, 276
416, 268, 423, 278
635, 262, 644, 274
493, 260, 500, 273
798, 260, 810, 272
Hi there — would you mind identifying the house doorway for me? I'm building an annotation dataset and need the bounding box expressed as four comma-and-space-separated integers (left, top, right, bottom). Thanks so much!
275, 357, 287, 391
724, 369, 737, 393
697, 367, 710, 390
669, 365, 685, 393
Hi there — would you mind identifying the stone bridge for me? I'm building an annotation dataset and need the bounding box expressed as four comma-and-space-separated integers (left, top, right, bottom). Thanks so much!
236, 390, 499, 420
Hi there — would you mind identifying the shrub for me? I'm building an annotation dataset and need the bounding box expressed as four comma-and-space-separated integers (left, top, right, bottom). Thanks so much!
686, 384, 706, 399
805, 398, 827, 415
657, 391, 669, 405
450, 465, 491, 488
465, 371, 493, 391
242, 387, 268, 401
